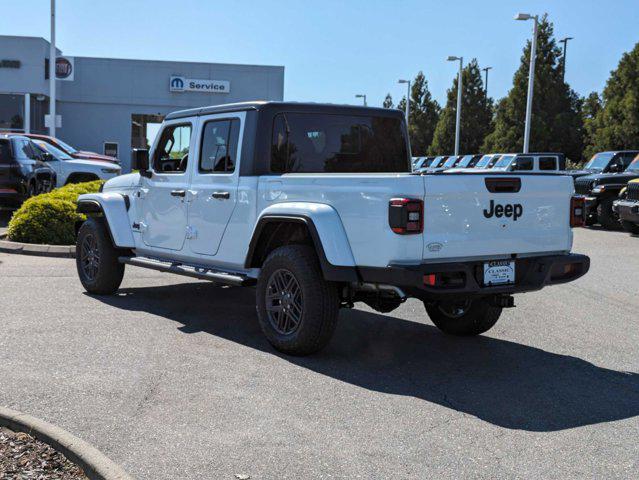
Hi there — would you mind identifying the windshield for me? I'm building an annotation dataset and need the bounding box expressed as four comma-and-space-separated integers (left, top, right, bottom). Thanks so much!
34, 140, 74, 160
584, 152, 613, 171
54, 138, 79, 154
493, 155, 515, 169
627, 157, 639, 172
456, 155, 474, 168
443, 156, 459, 168
474, 154, 494, 168
417, 157, 433, 169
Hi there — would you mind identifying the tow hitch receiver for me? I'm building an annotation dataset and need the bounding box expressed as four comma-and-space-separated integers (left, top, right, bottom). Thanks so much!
491, 295, 515, 308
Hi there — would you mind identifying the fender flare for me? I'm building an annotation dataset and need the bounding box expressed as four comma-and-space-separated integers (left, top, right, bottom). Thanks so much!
245, 203, 358, 282
77, 193, 135, 248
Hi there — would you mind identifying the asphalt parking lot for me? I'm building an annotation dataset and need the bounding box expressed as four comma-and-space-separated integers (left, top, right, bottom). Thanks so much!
1, 227, 638, 479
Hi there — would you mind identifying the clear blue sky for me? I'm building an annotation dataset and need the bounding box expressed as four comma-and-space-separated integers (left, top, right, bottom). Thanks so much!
4, 0, 639, 106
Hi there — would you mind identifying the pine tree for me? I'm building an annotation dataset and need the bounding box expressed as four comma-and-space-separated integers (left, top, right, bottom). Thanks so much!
585, 42, 639, 157
396, 72, 440, 155
482, 15, 583, 160
581, 92, 602, 160
382, 93, 394, 109
429, 59, 493, 155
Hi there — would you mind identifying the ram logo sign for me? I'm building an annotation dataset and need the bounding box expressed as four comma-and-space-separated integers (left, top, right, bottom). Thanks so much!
169, 76, 230, 94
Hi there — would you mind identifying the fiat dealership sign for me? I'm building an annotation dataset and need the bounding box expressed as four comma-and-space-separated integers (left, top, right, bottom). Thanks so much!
55, 56, 74, 81
170, 76, 230, 93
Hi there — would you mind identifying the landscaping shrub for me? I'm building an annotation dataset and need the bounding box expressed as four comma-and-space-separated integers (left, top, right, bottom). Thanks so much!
7, 180, 103, 245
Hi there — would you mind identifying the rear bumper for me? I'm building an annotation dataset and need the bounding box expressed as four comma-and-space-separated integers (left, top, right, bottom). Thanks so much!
613, 199, 639, 223
358, 253, 590, 300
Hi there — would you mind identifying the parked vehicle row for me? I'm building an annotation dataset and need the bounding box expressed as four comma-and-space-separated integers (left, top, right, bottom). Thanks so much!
0, 133, 121, 209
572, 151, 639, 232
412, 152, 566, 173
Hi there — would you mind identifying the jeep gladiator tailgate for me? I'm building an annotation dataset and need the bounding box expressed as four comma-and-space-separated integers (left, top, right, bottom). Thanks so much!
421, 173, 574, 261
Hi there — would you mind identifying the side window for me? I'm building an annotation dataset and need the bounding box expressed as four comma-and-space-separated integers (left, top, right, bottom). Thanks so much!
152, 124, 192, 173
12, 139, 32, 160
512, 156, 533, 171
0, 140, 12, 163
620, 153, 636, 167
199, 118, 240, 173
539, 156, 557, 170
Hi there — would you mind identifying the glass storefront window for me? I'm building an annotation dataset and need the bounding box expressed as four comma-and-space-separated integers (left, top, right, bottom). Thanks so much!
0, 94, 24, 131
30, 95, 49, 134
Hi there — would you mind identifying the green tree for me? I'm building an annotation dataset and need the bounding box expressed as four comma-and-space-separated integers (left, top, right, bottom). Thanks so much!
382, 93, 394, 109
429, 59, 493, 155
581, 92, 603, 160
482, 15, 583, 160
396, 72, 440, 155
585, 42, 639, 157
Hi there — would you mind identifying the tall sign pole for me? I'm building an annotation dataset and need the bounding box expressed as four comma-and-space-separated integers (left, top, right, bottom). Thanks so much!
49, 0, 56, 137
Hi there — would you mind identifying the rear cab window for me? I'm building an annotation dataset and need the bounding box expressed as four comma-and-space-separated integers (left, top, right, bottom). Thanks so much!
511, 156, 533, 171
270, 112, 409, 173
539, 156, 557, 170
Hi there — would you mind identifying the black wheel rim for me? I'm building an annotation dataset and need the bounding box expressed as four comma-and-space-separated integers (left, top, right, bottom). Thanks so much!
437, 299, 472, 319
80, 234, 100, 281
265, 268, 303, 335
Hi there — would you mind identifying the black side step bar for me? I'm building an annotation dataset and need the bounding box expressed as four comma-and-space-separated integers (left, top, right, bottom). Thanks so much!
119, 256, 256, 286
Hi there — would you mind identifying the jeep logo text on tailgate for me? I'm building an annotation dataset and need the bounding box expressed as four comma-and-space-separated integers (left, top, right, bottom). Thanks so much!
483, 200, 523, 221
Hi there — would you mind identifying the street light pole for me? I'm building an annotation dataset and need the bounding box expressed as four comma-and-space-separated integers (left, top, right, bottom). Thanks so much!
398, 79, 411, 128
447, 56, 463, 156
355, 94, 367, 106
49, 0, 56, 138
559, 37, 573, 82
515, 13, 539, 154
482, 66, 492, 96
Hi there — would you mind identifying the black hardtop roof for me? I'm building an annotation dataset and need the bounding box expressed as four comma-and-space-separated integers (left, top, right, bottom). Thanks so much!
164, 101, 404, 121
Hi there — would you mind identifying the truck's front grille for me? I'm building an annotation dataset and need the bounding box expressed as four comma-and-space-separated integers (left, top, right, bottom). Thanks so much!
627, 183, 639, 201
574, 178, 593, 195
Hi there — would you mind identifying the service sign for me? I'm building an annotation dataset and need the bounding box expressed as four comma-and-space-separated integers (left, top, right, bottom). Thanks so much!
170, 76, 230, 94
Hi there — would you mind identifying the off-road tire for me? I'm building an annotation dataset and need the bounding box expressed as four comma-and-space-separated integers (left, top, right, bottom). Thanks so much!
597, 198, 620, 230
256, 245, 339, 355
621, 220, 639, 235
425, 296, 502, 336
76, 217, 124, 295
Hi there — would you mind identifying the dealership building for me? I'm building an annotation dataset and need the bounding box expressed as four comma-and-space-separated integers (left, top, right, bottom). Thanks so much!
0, 35, 285, 170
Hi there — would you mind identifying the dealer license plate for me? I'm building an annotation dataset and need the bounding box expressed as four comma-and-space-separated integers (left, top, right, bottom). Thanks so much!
483, 260, 515, 286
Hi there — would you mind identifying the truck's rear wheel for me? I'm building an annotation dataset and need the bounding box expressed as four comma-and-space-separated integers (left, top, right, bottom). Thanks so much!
76, 217, 124, 295
597, 198, 620, 230
256, 245, 339, 355
621, 220, 639, 235
425, 297, 502, 336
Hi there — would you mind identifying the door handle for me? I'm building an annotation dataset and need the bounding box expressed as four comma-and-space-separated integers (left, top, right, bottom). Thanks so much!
170, 190, 186, 197
211, 191, 230, 199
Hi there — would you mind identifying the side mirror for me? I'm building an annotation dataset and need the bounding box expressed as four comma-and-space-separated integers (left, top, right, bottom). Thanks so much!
131, 148, 151, 177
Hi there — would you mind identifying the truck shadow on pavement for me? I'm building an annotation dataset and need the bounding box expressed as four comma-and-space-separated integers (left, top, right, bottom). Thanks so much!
94, 281, 639, 432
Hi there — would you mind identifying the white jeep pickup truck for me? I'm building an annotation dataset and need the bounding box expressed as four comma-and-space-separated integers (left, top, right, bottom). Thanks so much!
75, 102, 589, 355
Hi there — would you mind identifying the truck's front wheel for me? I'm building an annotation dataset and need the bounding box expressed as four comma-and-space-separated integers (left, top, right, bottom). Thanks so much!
256, 245, 339, 355
425, 297, 502, 336
76, 217, 124, 295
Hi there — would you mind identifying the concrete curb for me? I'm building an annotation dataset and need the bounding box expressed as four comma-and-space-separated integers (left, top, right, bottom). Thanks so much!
0, 406, 133, 480
0, 234, 75, 258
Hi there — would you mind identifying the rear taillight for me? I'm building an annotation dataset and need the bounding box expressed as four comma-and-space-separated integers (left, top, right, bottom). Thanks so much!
389, 198, 424, 234
571, 195, 585, 228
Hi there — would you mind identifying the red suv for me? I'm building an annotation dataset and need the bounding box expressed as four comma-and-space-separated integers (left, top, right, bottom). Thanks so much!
0, 133, 119, 165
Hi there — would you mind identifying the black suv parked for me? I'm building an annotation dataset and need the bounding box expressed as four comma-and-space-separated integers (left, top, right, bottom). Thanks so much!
568, 150, 639, 182
0, 135, 56, 208
574, 152, 639, 229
